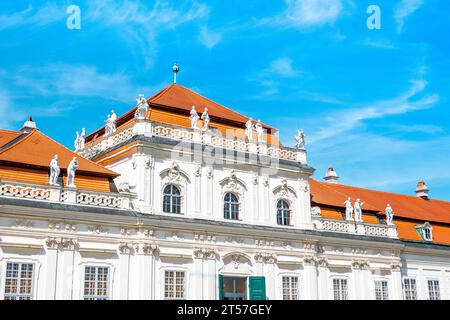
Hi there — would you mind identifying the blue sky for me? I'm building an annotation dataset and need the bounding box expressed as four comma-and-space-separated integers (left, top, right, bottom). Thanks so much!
0, 0, 449, 200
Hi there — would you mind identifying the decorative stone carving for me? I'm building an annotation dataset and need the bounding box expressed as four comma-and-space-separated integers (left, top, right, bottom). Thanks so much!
295, 129, 306, 150
232, 254, 241, 269
45, 237, 78, 250
351, 260, 370, 270
190, 106, 200, 129
318, 258, 329, 268
74, 128, 86, 152
354, 199, 365, 222
49, 155, 60, 186
11, 220, 35, 229
245, 118, 254, 142
252, 174, 258, 185
262, 176, 269, 187
45, 237, 60, 250
385, 204, 394, 225
254, 252, 277, 264
194, 165, 201, 177
226, 237, 244, 245
104, 110, 117, 137
88, 225, 108, 234
390, 262, 402, 271
62, 238, 78, 250
135, 242, 158, 255
193, 247, 216, 260
201, 108, 210, 131
135, 94, 149, 119
303, 256, 317, 266
311, 206, 322, 217
273, 179, 296, 204
206, 167, 213, 179
120, 228, 132, 237
66, 157, 79, 188
344, 197, 354, 221
118, 243, 132, 255
299, 178, 309, 193
255, 120, 264, 143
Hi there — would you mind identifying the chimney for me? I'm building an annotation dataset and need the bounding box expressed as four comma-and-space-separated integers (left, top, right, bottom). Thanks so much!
324, 167, 339, 184
20, 116, 37, 133
415, 181, 430, 199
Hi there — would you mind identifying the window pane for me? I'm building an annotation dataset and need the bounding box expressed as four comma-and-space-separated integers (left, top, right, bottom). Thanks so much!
375, 281, 389, 300
428, 280, 440, 300
83, 266, 109, 300
4, 263, 34, 300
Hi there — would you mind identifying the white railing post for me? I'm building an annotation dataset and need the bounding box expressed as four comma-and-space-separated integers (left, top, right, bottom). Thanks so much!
64, 187, 77, 204
133, 119, 153, 137
48, 185, 62, 202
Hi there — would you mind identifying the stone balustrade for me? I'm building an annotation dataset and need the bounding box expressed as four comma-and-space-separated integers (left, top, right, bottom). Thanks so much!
312, 217, 398, 239
0, 180, 133, 210
78, 119, 307, 164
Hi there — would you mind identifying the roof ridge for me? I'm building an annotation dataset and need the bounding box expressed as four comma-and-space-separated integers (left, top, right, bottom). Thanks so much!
33, 130, 118, 175
0, 130, 34, 155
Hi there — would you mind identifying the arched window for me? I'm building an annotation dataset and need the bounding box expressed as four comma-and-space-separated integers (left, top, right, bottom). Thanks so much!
163, 185, 181, 214
277, 200, 291, 226
224, 193, 239, 220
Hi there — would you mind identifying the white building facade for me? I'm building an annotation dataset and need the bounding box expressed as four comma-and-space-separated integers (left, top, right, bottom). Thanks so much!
1, 84, 450, 301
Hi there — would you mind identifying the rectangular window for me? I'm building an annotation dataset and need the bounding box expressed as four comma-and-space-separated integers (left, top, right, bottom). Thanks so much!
4, 262, 34, 300
403, 278, 417, 300
333, 278, 348, 300
374, 280, 389, 300
164, 271, 185, 299
282, 276, 299, 300
427, 280, 440, 300
83, 266, 110, 300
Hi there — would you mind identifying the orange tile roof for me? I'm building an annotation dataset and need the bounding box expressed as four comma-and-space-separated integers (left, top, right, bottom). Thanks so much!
310, 179, 450, 225
0, 130, 23, 148
0, 129, 118, 178
149, 84, 274, 129
86, 84, 277, 143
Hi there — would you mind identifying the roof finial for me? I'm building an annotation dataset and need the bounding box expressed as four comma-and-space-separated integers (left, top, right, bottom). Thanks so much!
172, 63, 179, 84
20, 115, 37, 133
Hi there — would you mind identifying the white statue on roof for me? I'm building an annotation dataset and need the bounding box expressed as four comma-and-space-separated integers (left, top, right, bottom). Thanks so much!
245, 118, 255, 142
49, 155, 60, 186
201, 107, 210, 131
190, 106, 200, 129
354, 198, 365, 222
295, 129, 306, 150
135, 94, 149, 120
67, 157, 79, 188
255, 120, 264, 143
344, 197, 353, 221
74, 128, 86, 151
105, 110, 117, 137
385, 204, 394, 225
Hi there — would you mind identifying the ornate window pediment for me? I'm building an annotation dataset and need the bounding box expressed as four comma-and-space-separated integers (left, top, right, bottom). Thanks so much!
272, 179, 297, 203
220, 170, 247, 220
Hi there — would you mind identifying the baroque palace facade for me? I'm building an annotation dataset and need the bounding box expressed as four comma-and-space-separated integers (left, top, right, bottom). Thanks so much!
1, 72, 450, 300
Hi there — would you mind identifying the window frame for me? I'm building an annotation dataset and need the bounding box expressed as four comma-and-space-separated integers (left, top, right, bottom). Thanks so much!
82, 265, 111, 300
276, 199, 291, 226
373, 279, 390, 300
223, 192, 240, 221
427, 279, 440, 300
402, 277, 418, 300
281, 275, 300, 300
331, 277, 349, 300
2, 262, 35, 300
163, 269, 187, 300
162, 184, 182, 214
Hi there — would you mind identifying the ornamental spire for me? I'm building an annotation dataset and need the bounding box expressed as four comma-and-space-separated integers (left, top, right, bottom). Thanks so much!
172, 63, 179, 84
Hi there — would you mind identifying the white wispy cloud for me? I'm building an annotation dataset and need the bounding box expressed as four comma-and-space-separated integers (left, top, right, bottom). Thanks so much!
86, 0, 209, 68
261, 0, 343, 29
0, 3, 67, 31
199, 26, 223, 48
0, 88, 25, 129
394, 0, 423, 33
267, 58, 302, 78
13, 64, 155, 103
309, 79, 439, 144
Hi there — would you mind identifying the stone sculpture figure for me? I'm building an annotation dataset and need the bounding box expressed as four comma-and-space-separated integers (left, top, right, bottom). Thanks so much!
344, 197, 353, 221
190, 106, 200, 129
201, 108, 210, 131
385, 204, 394, 225
74, 128, 86, 151
245, 119, 255, 142
67, 157, 79, 188
105, 110, 117, 137
49, 155, 60, 186
354, 198, 365, 222
295, 129, 306, 149
135, 94, 149, 119
255, 120, 264, 143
